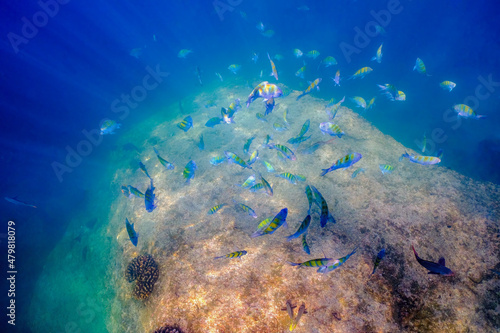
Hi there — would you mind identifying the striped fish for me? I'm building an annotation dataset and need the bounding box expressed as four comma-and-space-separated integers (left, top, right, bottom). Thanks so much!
295, 174, 306, 182
319, 122, 344, 138
349, 67, 373, 80
297, 119, 310, 137
273, 122, 288, 132
139, 161, 151, 179
317, 247, 358, 273
311, 186, 332, 228
268, 143, 296, 161
440, 81, 456, 92
210, 155, 226, 166
401, 152, 441, 165
225, 151, 252, 169
371, 249, 386, 275
127, 185, 144, 198
249, 183, 264, 192
251, 208, 288, 237
208, 203, 227, 215
302, 234, 311, 255
257, 217, 273, 230
144, 179, 156, 212
321, 153, 362, 176
413, 57, 429, 75
288, 257, 332, 268
243, 137, 255, 154
379, 164, 394, 175
268, 53, 278, 80
306, 50, 320, 59
286, 215, 311, 241
351, 168, 366, 178
261, 176, 273, 196
240, 175, 256, 188
351, 96, 367, 109
287, 135, 312, 146
153, 147, 175, 170
378, 84, 399, 101
261, 160, 275, 173
125, 218, 139, 246
247, 150, 259, 165
304, 185, 314, 214
246, 81, 283, 107
371, 43, 383, 63
177, 115, 193, 132
276, 172, 298, 185
183, 160, 197, 183
214, 250, 247, 259
233, 200, 257, 218
453, 104, 486, 119
296, 78, 322, 101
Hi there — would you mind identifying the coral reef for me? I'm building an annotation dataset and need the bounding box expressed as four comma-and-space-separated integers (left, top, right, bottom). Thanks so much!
126, 254, 159, 300
153, 325, 184, 333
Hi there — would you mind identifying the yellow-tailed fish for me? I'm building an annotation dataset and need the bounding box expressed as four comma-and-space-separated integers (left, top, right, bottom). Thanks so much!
321, 153, 362, 176
289, 303, 307, 331
349, 67, 373, 80
251, 208, 287, 237
214, 250, 247, 259
366, 97, 376, 110
296, 78, 322, 101
371, 43, 383, 63
208, 203, 227, 215
453, 104, 486, 119
396, 90, 406, 101
267, 53, 278, 80
440, 81, 456, 92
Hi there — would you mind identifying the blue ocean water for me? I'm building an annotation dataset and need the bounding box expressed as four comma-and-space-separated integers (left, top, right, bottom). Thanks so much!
0, 1, 499, 332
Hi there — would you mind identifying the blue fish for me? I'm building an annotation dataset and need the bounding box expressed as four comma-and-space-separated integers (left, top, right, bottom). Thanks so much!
178, 115, 193, 132
371, 249, 386, 275
205, 117, 222, 128
311, 186, 336, 227
301, 234, 311, 254
139, 161, 152, 179
144, 179, 156, 212
412, 246, 454, 276
285, 215, 311, 241
317, 247, 357, 274
251, 208, 288, 237
183, 160, 197, 183
198, 134, 205, 151
125, 218, 139, 246
4, 196, 36, 208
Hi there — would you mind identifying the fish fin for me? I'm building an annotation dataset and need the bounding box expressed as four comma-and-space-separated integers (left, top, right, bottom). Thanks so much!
438, 257, 446, 266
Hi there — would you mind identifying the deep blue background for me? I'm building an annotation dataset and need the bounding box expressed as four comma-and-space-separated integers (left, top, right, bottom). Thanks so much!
0, 0, 498, 331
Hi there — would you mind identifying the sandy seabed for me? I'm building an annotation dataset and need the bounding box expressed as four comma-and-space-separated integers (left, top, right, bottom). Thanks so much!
30, 84, 500, 333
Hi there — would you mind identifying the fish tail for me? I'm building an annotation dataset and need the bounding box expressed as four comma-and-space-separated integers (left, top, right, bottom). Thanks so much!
320, 168, 330, 176
285, 234, 298, 242
296, 93, 305, 101
214, 256, 224, 259
287, 261, 300, 266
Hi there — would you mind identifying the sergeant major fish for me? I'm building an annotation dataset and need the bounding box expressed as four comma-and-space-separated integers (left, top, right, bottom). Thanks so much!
251, 208, 287, 237
153, 147, 175, 170
183, 160, 197, 183
178, 116, 193, 132
286, 215, 311, 241
125, 218, 139, 246
267, 53, 278, 80
321, 153, 362, 176
246, 81, 283, 107
317, 247, 358, 273
296, 78, 321, 101
214, 250, 247, 259
144, 179, 156, 213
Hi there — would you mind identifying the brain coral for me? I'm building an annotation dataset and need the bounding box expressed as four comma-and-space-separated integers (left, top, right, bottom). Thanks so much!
125, 254, 159, 300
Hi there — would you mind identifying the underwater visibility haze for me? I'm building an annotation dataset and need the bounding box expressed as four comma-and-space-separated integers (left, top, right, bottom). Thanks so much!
1, 0, 500, 332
